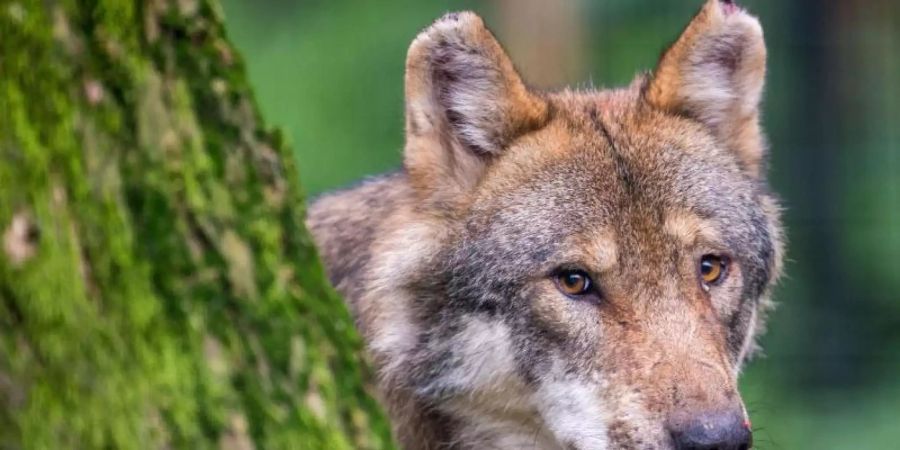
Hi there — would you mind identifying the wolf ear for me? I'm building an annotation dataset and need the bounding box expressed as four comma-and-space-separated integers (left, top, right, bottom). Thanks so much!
403, 12, 549, 204
645, 0, 768, 178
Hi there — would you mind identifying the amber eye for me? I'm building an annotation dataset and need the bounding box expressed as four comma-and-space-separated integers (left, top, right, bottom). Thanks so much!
555, 270, 594, 297
699, 254, 728, 286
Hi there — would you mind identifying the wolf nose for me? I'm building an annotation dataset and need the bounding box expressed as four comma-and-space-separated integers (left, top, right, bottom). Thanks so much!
669, 410, 752, 450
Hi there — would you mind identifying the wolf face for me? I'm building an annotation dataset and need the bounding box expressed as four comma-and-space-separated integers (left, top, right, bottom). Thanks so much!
308, 1, 783, 449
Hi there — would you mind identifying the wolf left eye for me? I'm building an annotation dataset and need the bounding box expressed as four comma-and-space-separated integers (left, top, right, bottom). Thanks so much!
699, 254, 729, 287
554, 270, 595, 297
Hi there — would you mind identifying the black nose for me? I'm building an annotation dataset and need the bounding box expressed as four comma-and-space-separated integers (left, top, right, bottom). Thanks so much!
669, 411, 752, 450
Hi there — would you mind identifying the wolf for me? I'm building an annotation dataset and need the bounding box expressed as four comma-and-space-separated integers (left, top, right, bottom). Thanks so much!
307, 1, 784, 448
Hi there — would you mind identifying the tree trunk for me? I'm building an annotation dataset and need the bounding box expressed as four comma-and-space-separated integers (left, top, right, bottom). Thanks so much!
493, 0, 585, 89
0, 1, 393, 449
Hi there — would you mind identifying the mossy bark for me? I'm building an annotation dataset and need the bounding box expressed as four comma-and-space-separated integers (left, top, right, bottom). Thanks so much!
0, 1, 393, 448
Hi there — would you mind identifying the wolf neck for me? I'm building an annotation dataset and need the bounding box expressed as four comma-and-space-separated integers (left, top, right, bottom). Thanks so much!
305, 172, 444, 447
387, 398, 560, 450
305, 170, 412, 312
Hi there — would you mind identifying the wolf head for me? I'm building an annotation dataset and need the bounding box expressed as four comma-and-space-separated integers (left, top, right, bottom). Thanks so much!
366, 1, 783, 448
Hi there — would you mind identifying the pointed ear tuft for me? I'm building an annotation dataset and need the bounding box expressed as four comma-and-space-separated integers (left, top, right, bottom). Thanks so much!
645, 0, 768, 178
403, 12, 549, 203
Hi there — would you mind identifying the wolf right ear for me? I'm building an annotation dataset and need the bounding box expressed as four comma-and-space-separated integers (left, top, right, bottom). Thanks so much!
403, 12, 549, 207
645, 0, 768, 178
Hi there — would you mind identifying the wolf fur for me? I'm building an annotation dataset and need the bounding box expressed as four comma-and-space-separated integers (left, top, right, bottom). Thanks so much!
307, 1, 784, 448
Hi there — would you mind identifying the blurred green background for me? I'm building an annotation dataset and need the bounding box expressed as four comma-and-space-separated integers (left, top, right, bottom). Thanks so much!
220, 1, 900, 448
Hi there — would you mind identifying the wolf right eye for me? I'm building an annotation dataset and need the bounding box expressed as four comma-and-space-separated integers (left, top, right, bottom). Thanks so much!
554, 270, 595, 298
699, 254, 729, 287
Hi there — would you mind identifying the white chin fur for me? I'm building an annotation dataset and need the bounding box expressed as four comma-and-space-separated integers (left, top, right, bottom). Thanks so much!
536, 368, 610, 450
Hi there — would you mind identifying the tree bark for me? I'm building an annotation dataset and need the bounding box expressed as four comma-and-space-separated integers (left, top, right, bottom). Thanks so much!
0, 1, 393, 449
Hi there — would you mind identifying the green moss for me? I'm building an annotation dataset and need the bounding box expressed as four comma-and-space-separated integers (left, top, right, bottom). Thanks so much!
0, 1, 393, 448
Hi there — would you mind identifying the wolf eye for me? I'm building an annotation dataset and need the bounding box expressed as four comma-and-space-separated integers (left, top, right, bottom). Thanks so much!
555, 270, 594, 297
699, 254, 729, 287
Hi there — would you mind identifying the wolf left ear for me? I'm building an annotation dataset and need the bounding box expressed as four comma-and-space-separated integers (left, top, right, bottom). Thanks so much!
645, 0, 768, 178
403, 12, 549, 206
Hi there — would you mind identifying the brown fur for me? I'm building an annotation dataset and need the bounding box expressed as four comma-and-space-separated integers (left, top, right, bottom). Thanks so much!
308, 1, 783, 449
645, 0, 768, 178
